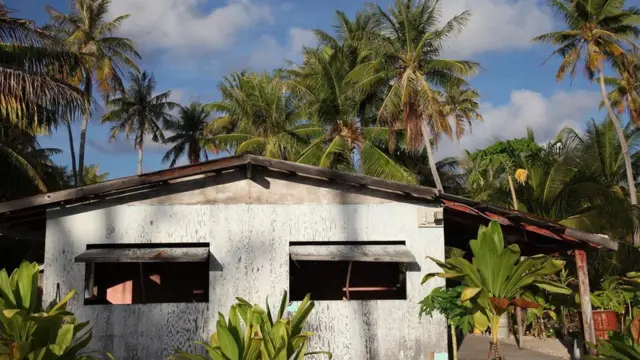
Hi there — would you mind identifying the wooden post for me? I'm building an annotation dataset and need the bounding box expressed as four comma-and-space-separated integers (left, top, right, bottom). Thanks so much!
575, 250, 596, 354
516, 306, 523, 349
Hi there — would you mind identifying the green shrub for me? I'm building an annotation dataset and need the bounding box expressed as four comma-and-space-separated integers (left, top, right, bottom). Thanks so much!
0, 261, 112, 360
170, 291, 331, 360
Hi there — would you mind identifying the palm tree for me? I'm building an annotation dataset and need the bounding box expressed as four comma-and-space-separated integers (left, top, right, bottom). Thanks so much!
101, 71, 177, 175
81, 164, 109, 184
0, 123, 63, 201
349, 0, 480, 192
61, 116, 79, 186
559, 119, 640, 239
533, 0, 640, 244
462, 122, 639, 239
162, 102, 212, 167
604, 54, 640, 126
289, 45, 416, 182
314, 9, 381, 54
463, 130, 542, 208
439, 85, 483, 140
0, 4, 86, 128
205, 72, 308, 160
46, 0, 140, 185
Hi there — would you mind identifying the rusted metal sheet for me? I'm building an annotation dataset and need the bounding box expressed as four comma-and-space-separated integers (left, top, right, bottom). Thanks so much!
289, 244, 416, 262
74, 247, 209, 263
442, 199, 617, 250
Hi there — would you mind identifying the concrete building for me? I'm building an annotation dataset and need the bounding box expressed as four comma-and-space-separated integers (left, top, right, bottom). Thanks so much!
0, 155, 617, 360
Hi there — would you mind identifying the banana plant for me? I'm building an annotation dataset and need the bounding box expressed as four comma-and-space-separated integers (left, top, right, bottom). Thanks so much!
422, 220, 571, 360
170, 291, 331, 360
0, 261, 111, 360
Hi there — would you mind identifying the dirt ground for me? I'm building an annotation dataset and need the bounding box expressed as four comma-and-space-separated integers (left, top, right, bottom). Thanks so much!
458, 335, 572, 360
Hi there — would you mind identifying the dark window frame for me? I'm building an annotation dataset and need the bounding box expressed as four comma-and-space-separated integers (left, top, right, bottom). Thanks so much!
82, 243, 209, 306
289, 241, 408, 301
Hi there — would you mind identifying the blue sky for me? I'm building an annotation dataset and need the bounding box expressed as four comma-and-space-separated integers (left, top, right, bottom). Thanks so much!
8, 0, 635, 179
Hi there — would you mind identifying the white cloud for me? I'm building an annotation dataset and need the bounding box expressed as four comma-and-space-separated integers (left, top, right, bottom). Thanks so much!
440, 0, 554, 57
108, 0, 273, 53
248, 27, 317, 69
435, 89, 602, 159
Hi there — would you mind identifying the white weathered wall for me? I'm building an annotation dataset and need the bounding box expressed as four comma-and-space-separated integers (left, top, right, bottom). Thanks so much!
44, 175, 446, 360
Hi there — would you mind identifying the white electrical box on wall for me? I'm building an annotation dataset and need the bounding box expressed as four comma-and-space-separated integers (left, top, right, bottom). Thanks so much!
417, 207, 444, 227
417, 207, 429, 227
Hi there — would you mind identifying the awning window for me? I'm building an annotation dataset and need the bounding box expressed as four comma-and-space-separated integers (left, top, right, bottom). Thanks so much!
74, 246, 209, 263
289, 244, 415, 263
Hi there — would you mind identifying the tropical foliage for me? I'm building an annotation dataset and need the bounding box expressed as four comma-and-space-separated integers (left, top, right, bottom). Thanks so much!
534, 0, 640, 244
0, 4, 86, 129
288, 45, 416, 182
422, 220, 571, 359
3, 0, 640, 356
419, 285, 473, 360
204, 72, 306, 161
0, 262, 111, 360
102, 71, 177, 175
46, 0, 140, 185
163, 103, 212, 167
170, 291, 331, 360
587, 330, 640, 359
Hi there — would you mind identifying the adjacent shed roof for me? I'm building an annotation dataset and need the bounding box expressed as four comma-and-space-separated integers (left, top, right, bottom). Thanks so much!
0, 154, 618, 251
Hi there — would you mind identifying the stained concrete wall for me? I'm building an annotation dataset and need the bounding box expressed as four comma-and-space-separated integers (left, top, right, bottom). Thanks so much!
44, 172, 446, 359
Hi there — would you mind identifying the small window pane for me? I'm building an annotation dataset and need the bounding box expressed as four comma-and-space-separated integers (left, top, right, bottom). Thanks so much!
85, 261, 209, 305
289, 260, 406, 301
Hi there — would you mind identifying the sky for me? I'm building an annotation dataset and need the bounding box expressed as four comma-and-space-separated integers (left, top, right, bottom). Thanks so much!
8, 0, 638, 179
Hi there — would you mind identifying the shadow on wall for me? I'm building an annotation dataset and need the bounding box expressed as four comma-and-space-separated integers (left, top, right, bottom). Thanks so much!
341, 184, 380, 359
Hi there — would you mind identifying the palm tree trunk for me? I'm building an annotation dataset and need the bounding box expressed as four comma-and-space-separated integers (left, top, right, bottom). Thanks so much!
599, 66, 640, 246
189, 142, 200, 164
65, 118, 78, 186
421, 121, 444, 192
451, 323, 458, 360
78, 76, 92, 187
77, 112, 89, 186
137, 145, 143, 175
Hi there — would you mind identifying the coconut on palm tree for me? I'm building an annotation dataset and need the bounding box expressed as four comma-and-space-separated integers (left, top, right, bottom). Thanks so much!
288, 45, 416, 182
347, 0, 480, 192
533, 0, 640, 245
101, 71, 177, 175
0, 4, 86, 129
46, 0, 140, 185
162, 102, 212, 167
